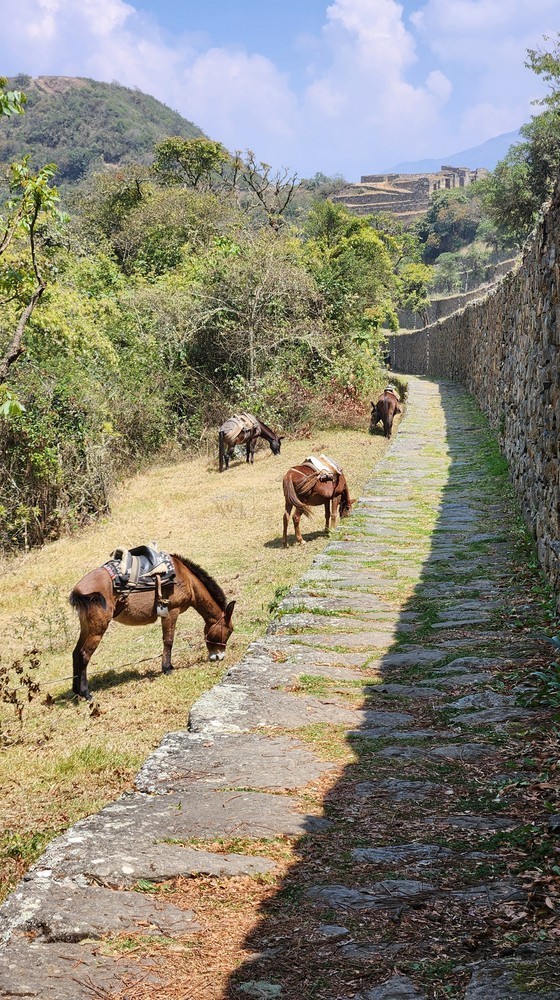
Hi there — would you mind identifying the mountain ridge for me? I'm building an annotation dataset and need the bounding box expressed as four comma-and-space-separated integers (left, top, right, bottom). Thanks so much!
0, 75, 204, 183
385, 129, 522, 174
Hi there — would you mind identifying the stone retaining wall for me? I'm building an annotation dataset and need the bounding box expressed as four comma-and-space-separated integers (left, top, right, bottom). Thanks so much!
388, 195, 560, 603
398, 259, 518, 329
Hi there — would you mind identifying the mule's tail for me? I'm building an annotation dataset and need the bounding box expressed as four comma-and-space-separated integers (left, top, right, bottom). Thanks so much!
219, 429, 226, 472
69, 590, 107, 615
283, 474, 312, 517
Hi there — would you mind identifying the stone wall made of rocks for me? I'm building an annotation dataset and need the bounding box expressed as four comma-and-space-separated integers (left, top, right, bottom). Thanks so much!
388, 195, 560, 602
397, 259, 518, 330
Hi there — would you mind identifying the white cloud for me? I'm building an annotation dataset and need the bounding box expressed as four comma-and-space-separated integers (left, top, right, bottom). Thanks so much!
177, 50, 297, 149
0, 0, 558, 177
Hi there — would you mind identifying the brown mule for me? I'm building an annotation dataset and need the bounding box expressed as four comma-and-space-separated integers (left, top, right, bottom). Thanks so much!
69, 554, 235, 700
282, 463, 355, 547
370, 388, 402, 438
218, 414, 282, 471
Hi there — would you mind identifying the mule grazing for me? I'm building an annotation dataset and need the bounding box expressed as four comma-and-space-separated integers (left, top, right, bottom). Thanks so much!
282, 456, 355, 547
70, 553, 235, 700
218, 412, 282, 471
370, 387, 402, 438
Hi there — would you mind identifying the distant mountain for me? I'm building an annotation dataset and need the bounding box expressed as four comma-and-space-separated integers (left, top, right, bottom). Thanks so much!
386, 130, 522, 174
0, 75, 204, 183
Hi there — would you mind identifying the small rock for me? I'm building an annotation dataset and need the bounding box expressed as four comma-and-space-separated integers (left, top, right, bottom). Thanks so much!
238, 982, 283, 998
315, 923, 348, 940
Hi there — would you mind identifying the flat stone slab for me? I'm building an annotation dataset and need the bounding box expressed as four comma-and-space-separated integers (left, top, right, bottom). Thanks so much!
31, 841, 275, 887
0, 879, 199, 942
353, 975, 427, 999
454, 707, 533, 726
230, 641, 371, 671
278, 593, 396, 614
29, 791, 329, 876
307, 879, 436, 911
376, 743, 495, 763
429, 672, 494, 688
355, 779, 450, 801
465, 955, 560, 999
188, 683, 360, 734
372, 649, 448, 670
352, 843, 454, 865
449, 691, 514, 711
136, 732, 334, 793
294, 631, 395, 649
346, 710, 415, 730
432, 656, 510, 675
369, 683, 444, 699
270, 613, 397, 634
0, 938, 166, 998
353, 728, 439, 740
423, 814, 518, 832
431, 616, 491, 628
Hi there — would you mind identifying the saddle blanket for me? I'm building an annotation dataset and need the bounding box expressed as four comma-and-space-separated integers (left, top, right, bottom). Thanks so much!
304, 454, 343, 476
103, 543, 175, 594
383, 385, 401, 402
220, 412, 259, 448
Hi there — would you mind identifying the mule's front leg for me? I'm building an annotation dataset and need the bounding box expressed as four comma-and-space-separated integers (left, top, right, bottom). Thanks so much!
331, 497, 340, 531
324, 500, 331, 535
161, 610, 180, 674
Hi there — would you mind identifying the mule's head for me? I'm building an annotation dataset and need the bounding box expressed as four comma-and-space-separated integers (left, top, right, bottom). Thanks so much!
340, 492, 357, 518
369, 402, 379, 435
270, 436, 283, 456
204, 600, 235, 661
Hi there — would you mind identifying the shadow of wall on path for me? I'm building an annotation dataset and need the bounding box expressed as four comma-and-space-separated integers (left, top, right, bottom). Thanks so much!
221, 378, 553, 1000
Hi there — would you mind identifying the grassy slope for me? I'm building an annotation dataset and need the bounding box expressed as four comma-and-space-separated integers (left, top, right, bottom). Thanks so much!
0, 423, 396, 898
0, 76, 204, 181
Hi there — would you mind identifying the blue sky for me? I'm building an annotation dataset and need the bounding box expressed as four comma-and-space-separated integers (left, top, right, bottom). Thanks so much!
0, 0, 557, 180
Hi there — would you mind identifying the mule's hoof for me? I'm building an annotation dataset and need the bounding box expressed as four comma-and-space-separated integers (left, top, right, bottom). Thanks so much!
162, 664, 174, 675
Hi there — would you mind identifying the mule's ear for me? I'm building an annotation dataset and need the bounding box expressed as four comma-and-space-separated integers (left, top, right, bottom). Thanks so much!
349, 498, 358, 505
225, 600, 236, 621
278, 436, 284, 441
370, 400, 374, 407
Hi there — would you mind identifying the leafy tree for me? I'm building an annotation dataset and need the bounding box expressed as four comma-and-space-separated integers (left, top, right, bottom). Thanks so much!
416, 189, 482, 263
153, 136, 229, 190
479, 34, 560, 243
0, 81, 59, 383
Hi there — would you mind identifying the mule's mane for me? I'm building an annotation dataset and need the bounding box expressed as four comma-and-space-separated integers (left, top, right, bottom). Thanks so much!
257, 418, 280, 443
172, 555, 227, 610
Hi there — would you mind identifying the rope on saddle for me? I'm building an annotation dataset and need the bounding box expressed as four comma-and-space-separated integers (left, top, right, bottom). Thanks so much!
294, 463, 337, 497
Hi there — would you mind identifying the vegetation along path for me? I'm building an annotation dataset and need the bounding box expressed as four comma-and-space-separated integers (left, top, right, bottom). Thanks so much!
1, 376, 559, 999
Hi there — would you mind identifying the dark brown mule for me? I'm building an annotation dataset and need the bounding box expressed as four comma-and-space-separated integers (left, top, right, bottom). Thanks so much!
69, 555, 235, 700
282, 464, 355, 547
370, 388, 402, 438
219, 415, 282, 472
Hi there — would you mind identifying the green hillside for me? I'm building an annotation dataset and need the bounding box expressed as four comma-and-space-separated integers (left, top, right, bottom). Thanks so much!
0, 75, 204, 182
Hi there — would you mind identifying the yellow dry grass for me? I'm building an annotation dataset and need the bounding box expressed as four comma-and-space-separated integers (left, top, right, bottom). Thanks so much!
0, 425, 392, 897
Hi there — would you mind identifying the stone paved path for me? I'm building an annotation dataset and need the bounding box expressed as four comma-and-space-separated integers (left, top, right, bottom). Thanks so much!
0, 377, 558, 999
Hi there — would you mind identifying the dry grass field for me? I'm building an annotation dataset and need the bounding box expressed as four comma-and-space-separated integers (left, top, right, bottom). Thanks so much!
0, 423, 395, 897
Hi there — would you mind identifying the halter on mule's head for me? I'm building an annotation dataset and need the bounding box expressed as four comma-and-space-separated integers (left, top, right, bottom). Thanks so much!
204, 601, 235, 661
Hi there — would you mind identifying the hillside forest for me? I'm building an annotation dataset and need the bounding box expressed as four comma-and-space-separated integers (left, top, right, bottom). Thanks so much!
1, 34, 559, 554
